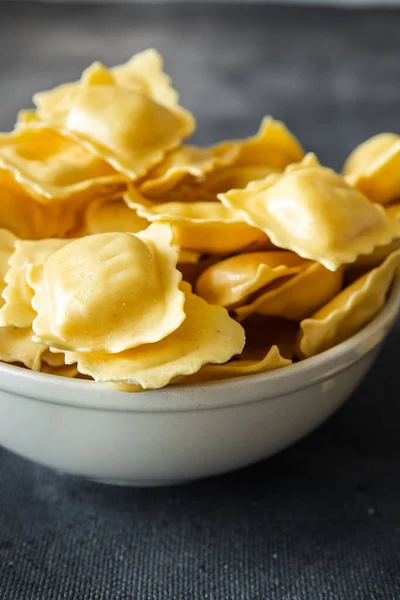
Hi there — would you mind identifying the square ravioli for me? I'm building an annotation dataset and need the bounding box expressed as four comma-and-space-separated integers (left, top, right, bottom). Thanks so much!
29, 224, 185, 353
34, 49, 182, 119
219, 154, 400, 270
35, 60, 195, 181
55, 284, 245, 389
0, 125, 126, 204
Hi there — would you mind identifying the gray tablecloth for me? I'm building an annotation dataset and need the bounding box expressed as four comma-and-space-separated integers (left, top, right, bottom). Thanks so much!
1, 3, 400, 599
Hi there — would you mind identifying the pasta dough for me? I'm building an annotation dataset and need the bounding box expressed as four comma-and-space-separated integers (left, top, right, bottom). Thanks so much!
29, 224, 185, 353
235, 262, 343, 322
0, 124, 126, 204
125, 188, 268, 254
296, 249, 400, 358
196, 251, 310, 308
0, 238, 69, 328
56, 284, 245, 389
220, 154, 400, 270
343, 133, 400, 205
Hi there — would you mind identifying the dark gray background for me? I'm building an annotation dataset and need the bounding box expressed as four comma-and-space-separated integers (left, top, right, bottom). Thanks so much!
1, 3, 400, 599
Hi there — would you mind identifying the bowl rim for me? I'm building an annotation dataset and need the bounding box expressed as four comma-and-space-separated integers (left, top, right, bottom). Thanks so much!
0, 276, 399, 413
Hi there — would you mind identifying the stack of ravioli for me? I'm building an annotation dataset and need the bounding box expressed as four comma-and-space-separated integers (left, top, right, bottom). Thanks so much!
0, 49, 399, 391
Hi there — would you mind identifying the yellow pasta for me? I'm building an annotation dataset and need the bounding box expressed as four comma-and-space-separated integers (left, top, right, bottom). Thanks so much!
56, 284, 245, 389
217, 116, 303, 170
177, 253, 220, 287
0, 169, 72, 239
0, 229, 17, 307
125, 188, 267, 254
139, 143, 238, 197
63, 89, 192, 179
41, 362, 79, 378
140, 117, 302, 202
112, 49, 180, 110
35, 59, 194, 180
220, 154, 400, 270
71, 196, 148, 237
343, 133, 400, 205
41, 347, 67, 368
29, 224, 185, 353
196, 251, 310, 308
0, 326, 46, 371
236, 262, 343, 322
346, 238, 400, 272
199, 165, 279, 197
296, 249, 400, 359
0, 49, 397, 387
34, 49, 182, 120
15, 109, 40, 126
386, 202, 400, 221
0, 124, 126, 204
180, 345, 291, 384
0, 238, 69, 328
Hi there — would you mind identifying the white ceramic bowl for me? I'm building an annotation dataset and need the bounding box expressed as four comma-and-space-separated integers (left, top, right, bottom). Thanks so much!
0, 277, 399, 487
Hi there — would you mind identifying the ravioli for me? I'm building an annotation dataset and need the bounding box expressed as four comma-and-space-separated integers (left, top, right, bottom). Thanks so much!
34, 49, 182, 119
236, 262, 343, 322
139, 143, 238, 197
0, 50, 397, 386
35, 59, 194, 180
0, 229, 17, 307
343, 133, 400, 205
140, 117, 302, 203
0, 238, 69, 328
57, 285, 245, 389
200, 165, 279, 197
218, 116, 304, 170
72, 196, 148, 237
112, 49, 180, 110
195, 251, 310, 308
29, 224, 185, 353
177, 253, 220, 287
125, 188, 268, 254
16, 109, 40, 126
0, 169, 71, 239
220, 154, 400, 270
296, 249, 400, 358
41, 362, 79, 378
347, 238, 400, 271
181, 345, 291, 384
0, 326, 46, 371
0, 125, 126, 204
41, 347, 67, 368
61, 87, 193, 179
